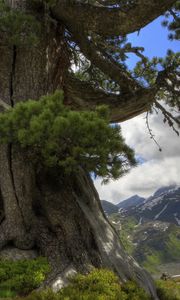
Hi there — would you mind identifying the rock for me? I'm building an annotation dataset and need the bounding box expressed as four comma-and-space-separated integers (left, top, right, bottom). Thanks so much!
0, 246, 38, 261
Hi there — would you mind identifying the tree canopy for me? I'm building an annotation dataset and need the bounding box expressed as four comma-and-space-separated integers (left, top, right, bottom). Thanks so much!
0, 0, 179, 179
52, 0, 180, 124
0, 1, 179, 124
0, 91, 136, 181
0, 2, 179, 296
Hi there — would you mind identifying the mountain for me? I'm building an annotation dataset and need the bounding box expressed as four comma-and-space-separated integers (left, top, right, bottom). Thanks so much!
101, 185, 180, 225
132, 222, 180, 271
153, 185, 177, 197
127, 185, 180, 225
101, 200, 119, 215
101, 185, 180, 276
117, 195, 145, 210
108, 214, 180, 276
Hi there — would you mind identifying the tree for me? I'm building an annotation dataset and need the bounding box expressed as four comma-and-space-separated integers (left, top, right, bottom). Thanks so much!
0, 1, 179, 299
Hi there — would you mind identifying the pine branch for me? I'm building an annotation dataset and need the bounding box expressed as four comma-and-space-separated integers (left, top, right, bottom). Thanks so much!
65, 73, 155, 122
69, 32, 140, 94
155, 101, 180, 136
145, 112, 162, 151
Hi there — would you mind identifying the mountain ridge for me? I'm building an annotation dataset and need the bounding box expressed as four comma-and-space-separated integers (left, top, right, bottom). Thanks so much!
101, 185, 180, 225
117, 194, 145, 210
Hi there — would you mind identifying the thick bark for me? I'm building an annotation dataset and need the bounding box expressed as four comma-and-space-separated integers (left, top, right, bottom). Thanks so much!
0, 3, 68, 249
53, 0, 176, 37
0, 2, 160, 299
36, 168, 158, 299
65, 73, 155, 122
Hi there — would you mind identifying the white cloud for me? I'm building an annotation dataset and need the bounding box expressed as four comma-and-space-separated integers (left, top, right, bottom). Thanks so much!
94, 109, 180, 204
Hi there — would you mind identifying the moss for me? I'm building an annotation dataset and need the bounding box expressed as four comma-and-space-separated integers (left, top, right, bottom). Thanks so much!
0, 257, 50, 296
156, 279, 180, 300
12, 269, 150, 300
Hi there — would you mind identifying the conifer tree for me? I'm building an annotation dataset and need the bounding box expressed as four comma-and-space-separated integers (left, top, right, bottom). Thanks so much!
0, 1, 179, 299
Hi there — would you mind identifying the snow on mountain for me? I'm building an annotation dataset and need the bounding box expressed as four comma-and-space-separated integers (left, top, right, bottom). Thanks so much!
128, 185, 180, 225
117, 195, 145, 210
101, 185, 180, 225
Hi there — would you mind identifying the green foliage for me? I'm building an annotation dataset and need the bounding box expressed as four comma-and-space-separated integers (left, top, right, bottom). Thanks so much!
119, 217, 137, 254
109, 214, 180, 275
0, 0, 41, 46
109, 215, 137, 254
74, 36, 128, 94
156, 279, 180, 300
0, 289, 16, 298
161, 1, 180, 40
142, 251, 163, 273
165, 224, 180, 259
59, 269, 126, 300
137, 224, 180, 273
14, 269, 150, 300
17, 289, 59, 300
0, 91, 136, 182
133, 50, 180, 110
0, 257, 50, 296
133, 51, 180, 86
121, 281, 150, 300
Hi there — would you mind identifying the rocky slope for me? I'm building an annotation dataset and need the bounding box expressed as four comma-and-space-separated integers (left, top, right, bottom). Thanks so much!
117, 195, 145, 210
126, 185, 180, 225
101, 200, 119, 215
101, 185, 180, 225
101, 185, 180, 276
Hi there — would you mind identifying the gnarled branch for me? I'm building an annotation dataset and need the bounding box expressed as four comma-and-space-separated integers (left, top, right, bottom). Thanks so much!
68, 32, 140, 93
64, 73, 156, 122
53, 0, 176, 37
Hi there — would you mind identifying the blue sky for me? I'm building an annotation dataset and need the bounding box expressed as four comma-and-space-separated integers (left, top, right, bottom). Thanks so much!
127, 16, 179, 69
95, 16, 180, 202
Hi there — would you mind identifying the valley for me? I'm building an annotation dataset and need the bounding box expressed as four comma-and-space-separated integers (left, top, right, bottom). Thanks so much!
101, 185, 180, 277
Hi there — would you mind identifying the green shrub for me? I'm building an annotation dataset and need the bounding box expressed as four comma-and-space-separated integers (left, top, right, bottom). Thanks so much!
59, 268, 126, 300
17, 289, 60, 300
156, 279, 180, 300
121, 281, 150, 300
0, 91, 136, 182
0, 257, 50, 296
14, 269, 150, 300
0, 289, 16, 298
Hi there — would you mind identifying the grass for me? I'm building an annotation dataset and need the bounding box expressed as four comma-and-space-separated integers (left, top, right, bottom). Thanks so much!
156, 278, 180, 300
0, 289, 16, 298
0, 266, 150, 300
0, 257, 50, 297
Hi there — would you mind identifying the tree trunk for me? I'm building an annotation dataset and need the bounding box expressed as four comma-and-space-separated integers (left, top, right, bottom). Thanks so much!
0, 7, 158, 300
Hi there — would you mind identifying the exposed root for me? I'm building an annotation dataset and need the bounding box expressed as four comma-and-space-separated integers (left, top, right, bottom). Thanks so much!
49, 265, 78, 292
13, 232, 35, 250
0, 219, 35, 251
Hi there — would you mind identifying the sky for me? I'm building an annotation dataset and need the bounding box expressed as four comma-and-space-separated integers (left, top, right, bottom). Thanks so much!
94, 17, 180, 204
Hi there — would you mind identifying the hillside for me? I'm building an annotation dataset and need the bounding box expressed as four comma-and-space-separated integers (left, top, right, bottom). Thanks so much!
101, 200, 119, 215
102, 185, 180, 276
131, 185, 180, 225
109, 214, 180, 276
101, 185, 180, 224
